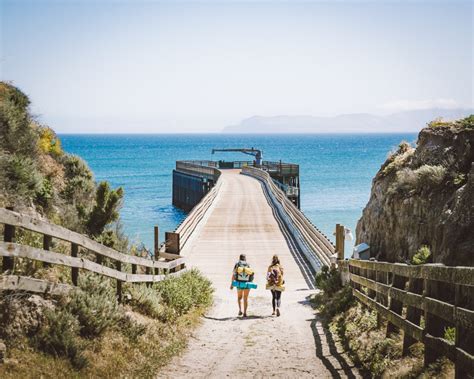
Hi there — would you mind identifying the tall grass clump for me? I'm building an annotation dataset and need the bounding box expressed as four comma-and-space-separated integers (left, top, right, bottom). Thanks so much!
391, 164, 446, 195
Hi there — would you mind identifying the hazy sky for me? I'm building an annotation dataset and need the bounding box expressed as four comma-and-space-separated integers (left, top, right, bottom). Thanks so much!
1, 0, 472, 133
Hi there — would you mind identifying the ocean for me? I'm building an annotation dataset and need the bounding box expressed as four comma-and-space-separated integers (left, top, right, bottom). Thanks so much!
60, 133, 417, 256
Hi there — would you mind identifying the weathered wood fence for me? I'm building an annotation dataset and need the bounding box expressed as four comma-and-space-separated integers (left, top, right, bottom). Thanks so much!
0, 208, 186, 301
339, 259, 474, 378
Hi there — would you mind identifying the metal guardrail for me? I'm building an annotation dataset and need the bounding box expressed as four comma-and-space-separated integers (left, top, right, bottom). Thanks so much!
242, 166, 334, 269
339, 259, 474, 377
0, 208, 186, 300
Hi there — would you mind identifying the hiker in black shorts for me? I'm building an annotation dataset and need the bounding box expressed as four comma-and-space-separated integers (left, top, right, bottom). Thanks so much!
230, 254, 254, 317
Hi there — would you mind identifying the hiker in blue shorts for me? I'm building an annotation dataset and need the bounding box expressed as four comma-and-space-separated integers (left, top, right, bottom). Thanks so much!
230, 254, 255, 317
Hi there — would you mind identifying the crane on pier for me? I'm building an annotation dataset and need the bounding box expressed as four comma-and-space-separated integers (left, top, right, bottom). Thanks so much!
211, 148, 263, 165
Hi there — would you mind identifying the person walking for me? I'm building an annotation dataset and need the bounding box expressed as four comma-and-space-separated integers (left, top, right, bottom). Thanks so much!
230, 254, 255, 317
266, 255, 285, 316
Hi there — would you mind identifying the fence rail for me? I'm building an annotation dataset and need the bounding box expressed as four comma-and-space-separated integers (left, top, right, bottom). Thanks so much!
242, 166, 334, 269
0, 208, 186, 300
341, 259, 474, 378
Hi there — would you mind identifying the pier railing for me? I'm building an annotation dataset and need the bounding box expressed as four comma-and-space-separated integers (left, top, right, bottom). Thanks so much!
0, 208, 186, 301
172, 178, 222, 253
339, 259, 474, 377
242, 166, 334, 269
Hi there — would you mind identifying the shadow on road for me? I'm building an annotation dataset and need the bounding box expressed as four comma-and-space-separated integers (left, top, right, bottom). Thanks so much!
308, 314, 359, 379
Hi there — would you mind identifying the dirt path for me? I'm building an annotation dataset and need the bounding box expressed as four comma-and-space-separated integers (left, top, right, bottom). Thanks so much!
159, 170, 359, 378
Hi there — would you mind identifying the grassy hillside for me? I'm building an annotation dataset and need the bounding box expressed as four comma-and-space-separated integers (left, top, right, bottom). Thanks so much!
0, 82, 214, 377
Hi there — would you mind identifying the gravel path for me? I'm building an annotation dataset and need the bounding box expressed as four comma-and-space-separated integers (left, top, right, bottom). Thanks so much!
159, 170, 359, 378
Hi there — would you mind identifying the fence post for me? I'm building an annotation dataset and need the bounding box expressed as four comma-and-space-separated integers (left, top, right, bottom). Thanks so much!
116, 261, 122, 303
154, 225, 159, 275
337, 224, 345, 260
386, 272, 406, 336
71, 243, 79, 286
423, 278, 444, 366
43, 235, 52, 268
2, 207, 15, 273
403, 276, 423, 355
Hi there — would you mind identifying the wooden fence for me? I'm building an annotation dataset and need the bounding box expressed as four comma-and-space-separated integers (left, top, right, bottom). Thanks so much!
0, 208, 187, 301
341, 259, 474, 378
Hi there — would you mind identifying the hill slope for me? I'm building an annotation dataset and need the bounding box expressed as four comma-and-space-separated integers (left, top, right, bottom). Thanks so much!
356, 115, 474, 266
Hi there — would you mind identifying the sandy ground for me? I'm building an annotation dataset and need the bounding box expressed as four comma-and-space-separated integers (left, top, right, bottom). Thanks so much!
159, 170, 359, 378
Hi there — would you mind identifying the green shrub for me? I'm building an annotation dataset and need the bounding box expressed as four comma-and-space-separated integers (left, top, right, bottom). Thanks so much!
314, 265, 354, 320
411, 245, 431, 265
3, 154, 43, 201
457, 115, 474, 129
315, 265, 342, 294
156, 269, 213, 318
66, 273, 120, 338
35, 308, 87, 369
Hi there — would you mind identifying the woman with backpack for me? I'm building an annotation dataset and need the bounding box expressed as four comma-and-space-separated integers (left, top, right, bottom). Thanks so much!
266, 255, 285, 316
230, 254, 255, 317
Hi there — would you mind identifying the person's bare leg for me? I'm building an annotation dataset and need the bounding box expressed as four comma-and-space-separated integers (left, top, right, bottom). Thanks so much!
237, 290, 243, 315
243, 289, 250, 316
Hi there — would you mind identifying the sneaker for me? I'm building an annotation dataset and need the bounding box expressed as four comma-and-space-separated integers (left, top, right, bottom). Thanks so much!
243, 313, 247, 318
238, 311, 243, 316
272, 311, 276, 316
276, 309, 280, 317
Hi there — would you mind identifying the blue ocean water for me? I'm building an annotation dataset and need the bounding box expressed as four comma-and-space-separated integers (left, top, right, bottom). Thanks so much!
60, 134, 416, 254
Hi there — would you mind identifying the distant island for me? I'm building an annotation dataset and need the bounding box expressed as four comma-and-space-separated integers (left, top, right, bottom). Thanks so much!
223, 108, 473, 133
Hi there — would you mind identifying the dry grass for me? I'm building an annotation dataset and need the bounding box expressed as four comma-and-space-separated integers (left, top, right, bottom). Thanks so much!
328, 302, 454, 378
0, 306, 205, 379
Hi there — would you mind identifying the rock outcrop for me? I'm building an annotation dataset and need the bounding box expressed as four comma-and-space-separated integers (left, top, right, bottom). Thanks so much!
356, 116, 474, 266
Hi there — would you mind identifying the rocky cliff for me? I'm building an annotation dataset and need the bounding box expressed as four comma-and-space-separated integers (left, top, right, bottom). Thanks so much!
356, 116, 474, 266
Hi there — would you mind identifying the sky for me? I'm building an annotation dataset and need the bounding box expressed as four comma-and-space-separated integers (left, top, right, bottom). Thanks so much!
1, 0, 472, 133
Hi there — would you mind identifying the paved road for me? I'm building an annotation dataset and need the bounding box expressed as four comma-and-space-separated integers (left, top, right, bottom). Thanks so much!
160, 170, 358, 378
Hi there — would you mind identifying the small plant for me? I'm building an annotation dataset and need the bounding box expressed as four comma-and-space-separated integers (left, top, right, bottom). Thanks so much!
411, 245, 431, 265
444, 326, 455, 343
453, 173, 466, 186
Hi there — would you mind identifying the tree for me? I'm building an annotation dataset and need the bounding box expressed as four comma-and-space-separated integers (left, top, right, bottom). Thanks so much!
86, 181, 124, 237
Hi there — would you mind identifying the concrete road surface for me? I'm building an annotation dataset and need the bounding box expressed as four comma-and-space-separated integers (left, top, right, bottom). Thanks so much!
159, 170, 359, 378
